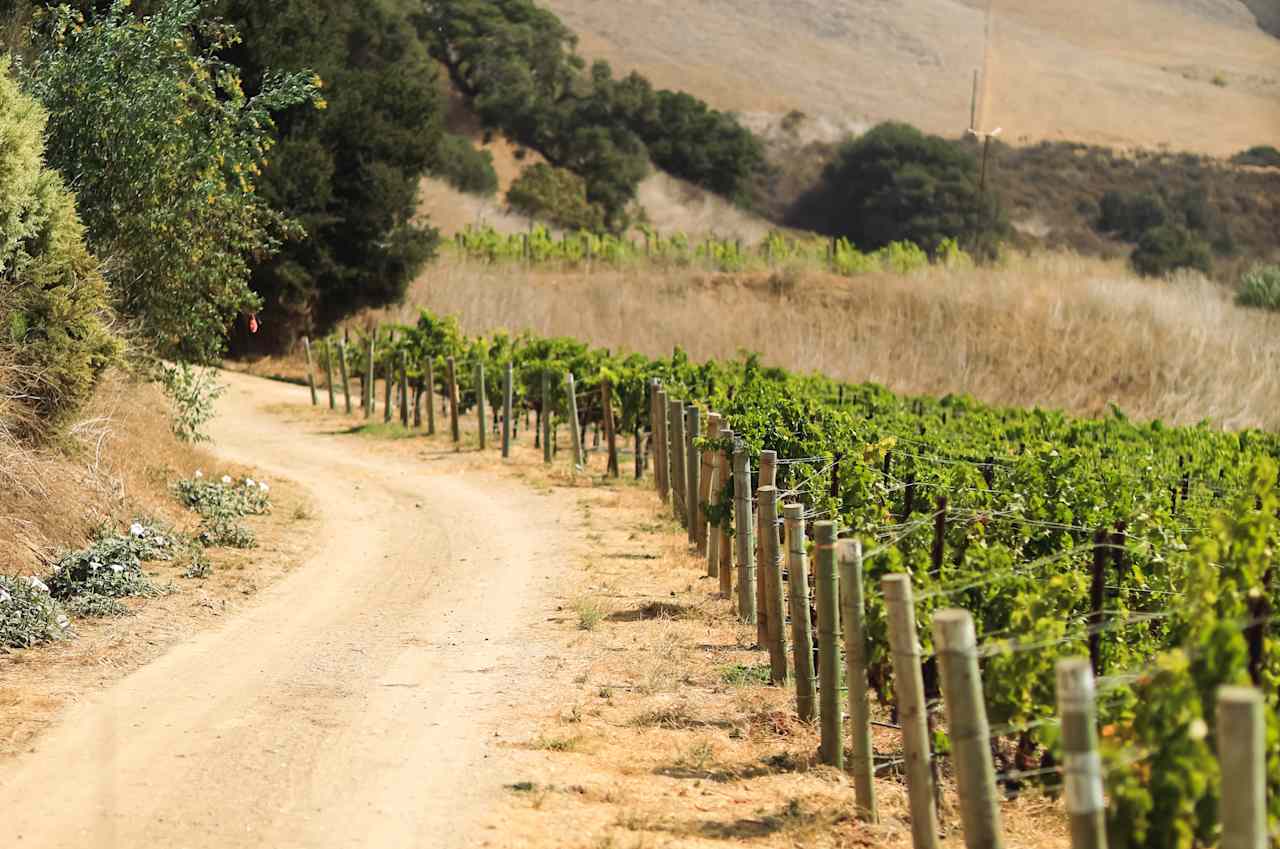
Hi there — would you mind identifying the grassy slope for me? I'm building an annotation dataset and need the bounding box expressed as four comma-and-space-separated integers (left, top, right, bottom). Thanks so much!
539, 0, 1280, 157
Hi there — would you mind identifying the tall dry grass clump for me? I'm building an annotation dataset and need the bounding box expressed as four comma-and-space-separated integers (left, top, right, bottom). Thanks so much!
373, 253, 1280, 430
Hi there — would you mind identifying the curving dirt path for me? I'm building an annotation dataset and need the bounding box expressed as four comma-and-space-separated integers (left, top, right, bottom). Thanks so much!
0, 371, 574, 848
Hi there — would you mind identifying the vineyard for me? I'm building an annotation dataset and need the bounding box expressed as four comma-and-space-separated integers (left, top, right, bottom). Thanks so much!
309, 310, 1280, 849
447, 224, 970, 276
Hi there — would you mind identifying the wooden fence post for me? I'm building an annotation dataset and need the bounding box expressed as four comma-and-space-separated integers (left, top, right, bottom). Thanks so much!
756, 451, 777, 645
324, 341, 336, 410
668, 399, 687, 526
502, 362, 513, 458
733, 443, 757, 625
883, 574, 940, 849
784, 503, 816, 721
935, 609, 1004, 849
840, 539, 877, 822
1218, 686, 1266, 849
1056, 658, 1107, 849
655, 385, 669, 502
603, 379, 619, 477
686, 405, 701, 544
337, 342, 352, 414
717, 429, 734, 599
425, 358, 436, 435
383, 347, 393, 424
1088, 527, 1107, 676
566, 372, 583, 468
758, 485, 788, 684
446, 356, 460, 444
475, 361, 486, 450
541, 372, 552, 464
815, 521, 843, 768
302, 336, 318, 406
702, 413, 722, 565
399, 351, 409, 427
364, 335, 375, 419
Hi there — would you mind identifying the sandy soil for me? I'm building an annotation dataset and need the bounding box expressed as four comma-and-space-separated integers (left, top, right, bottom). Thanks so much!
0, 372, 582, 849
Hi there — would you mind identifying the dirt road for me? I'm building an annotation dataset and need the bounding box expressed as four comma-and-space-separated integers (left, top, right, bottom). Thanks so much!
0, 371, 574, 848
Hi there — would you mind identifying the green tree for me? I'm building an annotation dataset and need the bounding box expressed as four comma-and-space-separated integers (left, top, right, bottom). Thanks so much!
1131, 224, 1213, 277
28, 0, 319, 363
217, 0, 445, 352
0, 57, 117, 431
796, 122, 1007, 257
506, 164, 605, 231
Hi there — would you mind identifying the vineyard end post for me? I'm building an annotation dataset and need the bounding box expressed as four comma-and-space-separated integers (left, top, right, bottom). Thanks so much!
302, 336, 318, 406
1056, 658, 1107, 849
566, 372, 583, 469
783, 503, 816, 721
475, 361, 486, 450
840, 538, 877, 822
324, 340, 336, 410
758, 485, 788, 685
733, 444, 757, 625
1218, 685, 1265, 849
502, 362, 513, 458
338, 341, 352, 414
668, 399, 687, 526
686, 404, 701, 545
717, 429, 734, 599
814, 521, 844, 769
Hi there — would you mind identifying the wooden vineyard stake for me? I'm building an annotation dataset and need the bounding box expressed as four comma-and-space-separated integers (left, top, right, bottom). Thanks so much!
758, 485, 788, 684
668, 399, 687, 526
718, 430, 734, 598
1056, 658, 1107, 849
784, 503, 816, 721
502, 362, 513, 458
653, 382, 667, 499
934, 609, 1004, 849
383, 347, 393, 424
338, 342, 352, 414
324, 340, 336, 410
541, 372, 552, 464
475, 361, 486, 450
1217, 686, 1265, 849
566, 372, 583, 468
425, 358, 436, 435
399, 351, 409, 427
840, 539, 877, 822
733, 443, 757, 625
446, 356, 460, 444
883, 574, 940, 849
814, 521, 843, 768
302, 336, 318, 406
756, 451, 777, 645
685, 404, 701, 543
364, 335, 375, 419
413, 382, 423, 428
701, 414, 722, 563
603, 379, 619, 477
1088, 527, 1107, 675
930, 496, 948, 576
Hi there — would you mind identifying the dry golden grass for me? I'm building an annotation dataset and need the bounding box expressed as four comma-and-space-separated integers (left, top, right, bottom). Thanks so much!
360, 254, 1280, 431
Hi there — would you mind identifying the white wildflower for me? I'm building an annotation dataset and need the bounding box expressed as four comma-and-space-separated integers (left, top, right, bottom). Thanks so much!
56, 613, 70, 630
130, 522, 146, 538
245, 478, 256, 488
258, 482, 269, 493
195, 470, 204, 479
0, 587, 10, 604
1187, 718, 1208, 741
109, 563, 124, 574
221, 475, 232, 485
25, 576, 49, 594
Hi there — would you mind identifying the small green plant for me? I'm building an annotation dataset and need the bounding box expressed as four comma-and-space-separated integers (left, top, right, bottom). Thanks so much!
533, 735, 580, 752
0, 575, 71, 648
573, 596, 605, 631
175, 472, 271, 548
181, 547, 213, 579
720, 663, 772, 687
64, 593, 131, 618
1236, 264, 1280, 311
1211, 72, 1228, 87
159, 363, 226, 443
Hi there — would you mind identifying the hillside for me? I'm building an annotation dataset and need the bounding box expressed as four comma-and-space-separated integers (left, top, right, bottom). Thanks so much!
540, 0, 1280, 156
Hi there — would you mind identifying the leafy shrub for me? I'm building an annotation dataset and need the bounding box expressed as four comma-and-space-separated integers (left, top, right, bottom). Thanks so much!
0, 57, 118, 432
1231, 145, 1280, 169
176, 473, 270, 549
0, 575, 70, 648
1236, 264, 1280, 311
792, 122, 1008, 258
507, 164, 606, 232
47, 534, 159, 600
30, 0, 321, 362
1130, 224, 1213, 277
435, 134, 498, 196
1098, 190, 1168, 241
159, 363, 225, 444
64, 593, 130, 618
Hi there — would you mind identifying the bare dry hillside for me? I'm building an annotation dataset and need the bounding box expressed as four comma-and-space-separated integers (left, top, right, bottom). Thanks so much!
541, 0, 1280, 155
